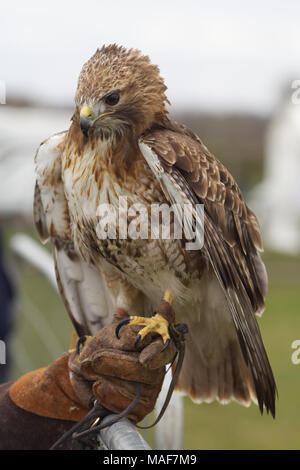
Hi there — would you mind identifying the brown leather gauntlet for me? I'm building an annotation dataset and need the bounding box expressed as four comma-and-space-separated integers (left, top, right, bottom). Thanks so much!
69, 320, 176, 422
9, 320, 175, 425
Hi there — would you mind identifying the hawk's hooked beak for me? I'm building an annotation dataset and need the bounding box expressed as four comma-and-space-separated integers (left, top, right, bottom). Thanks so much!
80, 105, 115, 137
80, 106, 93, 137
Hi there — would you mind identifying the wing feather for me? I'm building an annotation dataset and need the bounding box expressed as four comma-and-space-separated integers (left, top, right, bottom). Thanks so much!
139, 122, 276, 416
53, 241, 114, 336
34, 132, 114, 336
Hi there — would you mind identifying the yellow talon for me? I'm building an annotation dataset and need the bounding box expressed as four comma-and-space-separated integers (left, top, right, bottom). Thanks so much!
129, 313, 170, 344
115, 290, 174, 346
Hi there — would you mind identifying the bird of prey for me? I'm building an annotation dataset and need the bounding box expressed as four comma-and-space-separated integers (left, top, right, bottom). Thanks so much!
34, 44, 276, 416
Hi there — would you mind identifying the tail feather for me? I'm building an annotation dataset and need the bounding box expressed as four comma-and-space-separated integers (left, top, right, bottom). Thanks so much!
176, 343, 257, 406
176, 331, 256, 407
174, 280, 258, 408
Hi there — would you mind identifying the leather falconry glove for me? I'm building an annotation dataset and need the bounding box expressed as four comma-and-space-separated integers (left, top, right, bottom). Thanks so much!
3, 298, 185, 449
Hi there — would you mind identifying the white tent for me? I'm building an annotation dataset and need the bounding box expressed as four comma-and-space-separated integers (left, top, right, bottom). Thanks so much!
0, 105, 70, 218
250, 93, 300, 254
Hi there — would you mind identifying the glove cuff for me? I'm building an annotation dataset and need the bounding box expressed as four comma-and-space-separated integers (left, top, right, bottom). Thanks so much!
9, 353, 88, 422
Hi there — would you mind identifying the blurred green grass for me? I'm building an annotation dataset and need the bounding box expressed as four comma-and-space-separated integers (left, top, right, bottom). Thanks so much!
2, 226, 300, 449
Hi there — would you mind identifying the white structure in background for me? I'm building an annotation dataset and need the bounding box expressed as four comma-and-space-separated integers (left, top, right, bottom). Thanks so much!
0, 105, 70, 217
251, 89, 300, 254
154, 368, 183, 450
10, 233, 57, 289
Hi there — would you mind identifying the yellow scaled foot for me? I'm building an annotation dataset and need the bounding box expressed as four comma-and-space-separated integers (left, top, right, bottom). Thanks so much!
115, 290, 173, 347
128, 313, 170, 345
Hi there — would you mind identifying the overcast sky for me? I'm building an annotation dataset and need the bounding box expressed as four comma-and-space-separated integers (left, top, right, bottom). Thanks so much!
1, 0, 300, 114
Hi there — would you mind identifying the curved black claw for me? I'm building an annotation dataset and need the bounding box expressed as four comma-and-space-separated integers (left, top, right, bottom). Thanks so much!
115, 317, 130, 339
76, 335, 87, 355
134, 333, 142, 350
175, 323, 189, 335
161, 338, 171, 352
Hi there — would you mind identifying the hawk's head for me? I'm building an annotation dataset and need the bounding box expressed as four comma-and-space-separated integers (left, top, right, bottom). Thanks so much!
75, 44, 169, 140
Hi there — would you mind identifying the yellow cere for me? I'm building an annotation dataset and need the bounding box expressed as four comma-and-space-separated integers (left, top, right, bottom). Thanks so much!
80, 105, 93, 118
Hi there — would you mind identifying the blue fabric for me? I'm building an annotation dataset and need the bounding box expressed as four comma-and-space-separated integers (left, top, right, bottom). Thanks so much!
0, 231, 14, 381
0, 231, 14, 340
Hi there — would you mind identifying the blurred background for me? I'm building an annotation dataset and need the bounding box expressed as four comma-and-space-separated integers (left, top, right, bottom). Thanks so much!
0, 0, 300, 449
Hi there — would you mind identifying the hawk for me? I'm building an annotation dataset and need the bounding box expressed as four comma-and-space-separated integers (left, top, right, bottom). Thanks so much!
34, 44, 276, 416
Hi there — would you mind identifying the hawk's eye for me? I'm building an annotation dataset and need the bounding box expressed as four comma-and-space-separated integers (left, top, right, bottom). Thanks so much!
105, 92, 120, 106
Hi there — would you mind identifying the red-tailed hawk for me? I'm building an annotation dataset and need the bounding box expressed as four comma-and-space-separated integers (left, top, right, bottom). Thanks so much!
34, 44, 276, 416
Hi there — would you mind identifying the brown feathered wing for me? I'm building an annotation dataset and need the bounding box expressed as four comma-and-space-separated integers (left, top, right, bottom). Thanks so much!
139, 121, 276, 416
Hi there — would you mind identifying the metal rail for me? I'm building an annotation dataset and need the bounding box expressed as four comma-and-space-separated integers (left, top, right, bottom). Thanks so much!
98, 416, 151, 450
